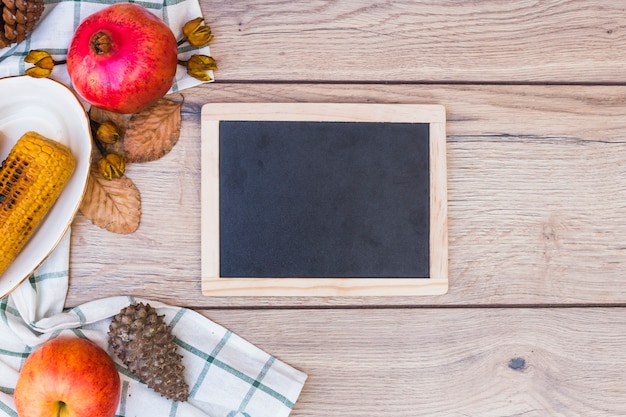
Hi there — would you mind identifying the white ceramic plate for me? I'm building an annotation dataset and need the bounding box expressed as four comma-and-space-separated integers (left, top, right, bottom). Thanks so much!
0, 76, 92, 298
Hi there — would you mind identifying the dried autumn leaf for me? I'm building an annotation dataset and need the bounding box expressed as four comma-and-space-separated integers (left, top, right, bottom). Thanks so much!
124, 98, 182, 163
79, 166, 142, 234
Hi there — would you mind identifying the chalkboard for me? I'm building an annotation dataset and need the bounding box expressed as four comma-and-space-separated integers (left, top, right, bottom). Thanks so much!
201, 103, 448, 296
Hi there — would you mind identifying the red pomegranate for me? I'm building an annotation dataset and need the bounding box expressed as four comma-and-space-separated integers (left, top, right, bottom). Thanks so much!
67, 3, 178, 114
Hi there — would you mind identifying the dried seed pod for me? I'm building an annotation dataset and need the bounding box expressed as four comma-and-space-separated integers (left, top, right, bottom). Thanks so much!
182, 17, 213, 47
97, 153, 125, 180
96, 120, 121, 144
24, 50, 55, 78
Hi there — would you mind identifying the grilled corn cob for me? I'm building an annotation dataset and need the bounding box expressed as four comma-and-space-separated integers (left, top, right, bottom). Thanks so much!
0, 131, 76, 276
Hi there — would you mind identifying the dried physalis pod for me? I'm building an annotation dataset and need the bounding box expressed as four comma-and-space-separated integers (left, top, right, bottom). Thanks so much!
0, 0, 44, 48
95, 120, 121, 144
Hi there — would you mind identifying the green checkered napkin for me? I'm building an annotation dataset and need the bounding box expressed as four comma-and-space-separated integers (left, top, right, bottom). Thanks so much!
0, 231, 307, 417
0, 2, 306, 414
0, 0, 214, 89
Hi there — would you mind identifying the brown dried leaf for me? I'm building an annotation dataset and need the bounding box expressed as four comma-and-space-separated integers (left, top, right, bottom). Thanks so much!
79, 166, 142, 234
123, 98, 182, 163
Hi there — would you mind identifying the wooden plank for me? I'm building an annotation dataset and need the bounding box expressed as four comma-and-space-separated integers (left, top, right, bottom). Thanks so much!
66, 83, 626, 308
200, 103, 448, 296
202, 307, 626, 416
202, 0, 626, 83
184, 83, 626, 143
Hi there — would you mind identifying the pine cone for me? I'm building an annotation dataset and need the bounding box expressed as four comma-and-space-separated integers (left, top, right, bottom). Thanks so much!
0, 0, 44, 48
108, 302, 190, 402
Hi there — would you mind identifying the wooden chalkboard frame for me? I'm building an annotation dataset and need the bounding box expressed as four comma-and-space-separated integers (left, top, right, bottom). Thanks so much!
200, 103, 448, 296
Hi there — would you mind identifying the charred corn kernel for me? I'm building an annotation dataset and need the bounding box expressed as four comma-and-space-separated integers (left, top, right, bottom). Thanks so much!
0, 132, 76, 276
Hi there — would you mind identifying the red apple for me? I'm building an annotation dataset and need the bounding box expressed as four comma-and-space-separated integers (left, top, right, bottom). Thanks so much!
66, 3, 178, 114
14, 337, 121, 417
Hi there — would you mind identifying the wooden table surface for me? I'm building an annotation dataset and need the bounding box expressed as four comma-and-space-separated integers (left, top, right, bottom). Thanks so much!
68, 1, 626, 415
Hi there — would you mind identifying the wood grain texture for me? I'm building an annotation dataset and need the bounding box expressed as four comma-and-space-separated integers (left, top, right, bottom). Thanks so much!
59, 2, 626, 415
203, 307, 626, 416
66, 83, 626, 308
201, 0, 626, 83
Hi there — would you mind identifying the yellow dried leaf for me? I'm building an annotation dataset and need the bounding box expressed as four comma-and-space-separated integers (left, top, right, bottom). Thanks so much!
124, 98, 182, 163
79, 166, 142, 234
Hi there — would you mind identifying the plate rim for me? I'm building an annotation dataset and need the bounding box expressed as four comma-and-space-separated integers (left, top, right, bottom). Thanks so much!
0, 75, 92, 299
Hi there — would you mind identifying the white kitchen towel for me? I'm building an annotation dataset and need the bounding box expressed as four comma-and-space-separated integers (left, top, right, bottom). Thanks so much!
1, 1, 307, 416
0, 0, 216, 287
0, 231, 308, 417
0, 0, 214, 90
